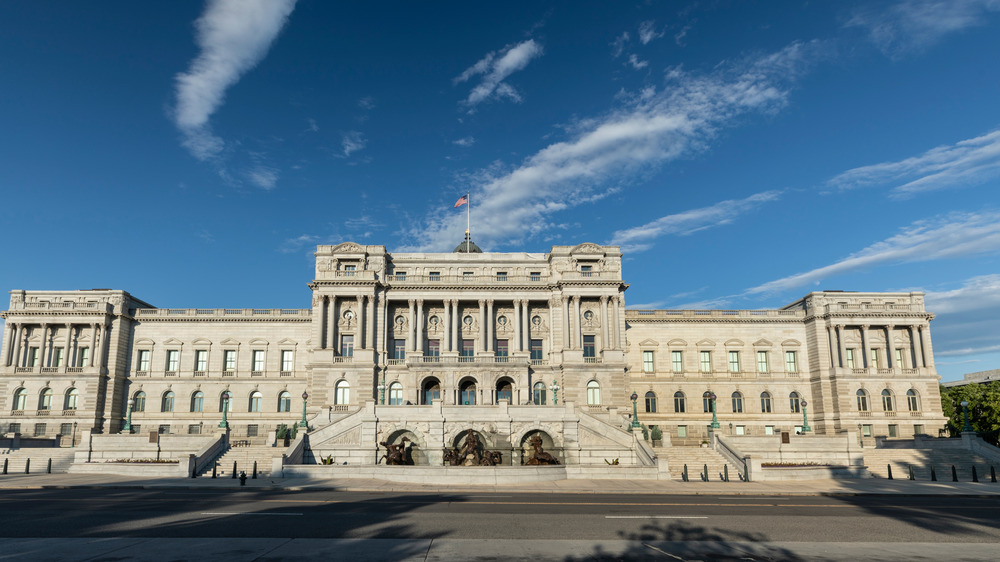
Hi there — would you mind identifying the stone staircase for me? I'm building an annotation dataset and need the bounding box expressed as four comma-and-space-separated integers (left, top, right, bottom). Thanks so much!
200, 444, 282, 478
863, 448, 998, 481
657, 445, 743, 481
0, 448, 78, 474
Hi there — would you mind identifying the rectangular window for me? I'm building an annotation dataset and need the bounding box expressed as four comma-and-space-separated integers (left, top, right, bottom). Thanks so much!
895, 348, 905, 368
34, 423, 46, 437
728, 351, 740, 372
642, 351, 654, 373
188, 424, 202, 435
529, 271, 541, 281
223, 350, 237, 371
845, 349, 856, 369
194, 350, 207, 372
496, 271, 507, 281
341, 335, 354, 357
281, 350, 294, 371
914, 424, 925, 436
59, 423, 73, 436
700, 351, 712, 373
672, 350, 683, 373
460, 339, 475, 359
77, 347, 89, 367
583, 335, 596, 358
252, 350, 265, 371
888, 424, 898, 438
862, 424, 872, 437
53, 348, 63, 368
870, 348, 880, 369
786, 350, 798, 372
427, 340, 440, 357
165, 350, 179, 372
495, 340, 508, 357
393, 339, 406, 360
429, 271, 441, 281
580, 265, 593, 277
764, 425, 775, 436
27, 347, 39, 367
343, 264, 356, 276
757, 351, 769, 373
735, 425, 746, 436
677, 425, 688, 438
395, 271, 406, 279
157, 424, 171, 435
8, 423, 20, 434
247, 424, 259, 437
137, 349, 150, 371
530, 339, 543, 361
463, 271, 473, 281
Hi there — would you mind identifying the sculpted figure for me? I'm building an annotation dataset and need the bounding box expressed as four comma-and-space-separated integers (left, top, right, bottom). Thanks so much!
524, 435, 560, 465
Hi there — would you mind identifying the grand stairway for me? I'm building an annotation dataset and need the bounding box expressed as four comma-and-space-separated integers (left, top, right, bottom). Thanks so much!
862, 448, 997, 481
656, 445, 743, 481
199, 443, 282, 478
0, 448, 78, 473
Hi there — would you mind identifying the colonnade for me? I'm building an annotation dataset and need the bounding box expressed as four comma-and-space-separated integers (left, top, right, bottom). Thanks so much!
828, 323, 931, 370
3, 321, 108, 370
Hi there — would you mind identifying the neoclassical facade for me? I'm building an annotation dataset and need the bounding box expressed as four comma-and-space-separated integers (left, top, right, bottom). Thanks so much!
0, 241, 946, 452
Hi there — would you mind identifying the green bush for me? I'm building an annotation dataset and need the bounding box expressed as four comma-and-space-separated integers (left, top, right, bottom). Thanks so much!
650, 426, 662, 441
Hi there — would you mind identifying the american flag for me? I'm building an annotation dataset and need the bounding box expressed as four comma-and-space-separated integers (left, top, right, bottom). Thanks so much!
454, 195, 468, 208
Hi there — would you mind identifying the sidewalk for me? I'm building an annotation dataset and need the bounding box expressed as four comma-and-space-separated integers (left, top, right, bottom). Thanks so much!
2, 472, 999, 496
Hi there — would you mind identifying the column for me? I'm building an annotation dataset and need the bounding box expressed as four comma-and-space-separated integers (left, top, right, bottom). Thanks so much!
408, 300, 416, 352
886, 325, 895, 368
826, 326, 836, 367
12, 323, 23, 367
95, 323, 108, 371
486, 299, 494, 353
573, 296, 582, 350
416, 299, 424, 353
442, 299, 451, 352
90, 324, 98, 367
366, 294, 375, 350
522, 300, 530, 352
452, 300, 460, 352
561, 297, 570, 349
599, 296, 609, 351
38, 324, 48, 367
63, 323, 73, 370
836, 325, 846, 369
478, 299, 486, 353
356, 296, 365, 349
328, 296, 338, 349
920, 324, 935, 368
912, 325, 925, 368
613, 296, 621, 349
860, 324, 871, 368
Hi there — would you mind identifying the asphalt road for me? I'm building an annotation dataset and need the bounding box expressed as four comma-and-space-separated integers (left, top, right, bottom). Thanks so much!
1, 490, 998, 560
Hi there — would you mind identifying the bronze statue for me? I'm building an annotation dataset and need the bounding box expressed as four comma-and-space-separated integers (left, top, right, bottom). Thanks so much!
524, 434, 560, 465
379, 437, 413, 465
479, 450, 503, 466
442, 429, 504, 466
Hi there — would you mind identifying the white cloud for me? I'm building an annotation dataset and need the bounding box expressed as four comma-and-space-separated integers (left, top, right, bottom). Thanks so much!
358, 96, 375, 111
341, 131, 367, 157
674, 24, 692, 46
279, 234, 319, 254
846, 0, 1000, 56
405, 41, 822, 251
746, 211, 1000, 295
611, 32, 630, 57
627, 54, 649, 70
638, 20, 664, 44
306, 118, 319, 132
453, 136, 476, 147
611, 191, 782, 253
454, 39, 543, 110
826, 129, 1000, 198
247, 166, 278, 190
173, 0, 297, 160
925, 274, 1000, 356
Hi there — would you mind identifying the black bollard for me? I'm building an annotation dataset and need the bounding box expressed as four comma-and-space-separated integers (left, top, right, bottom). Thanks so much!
682, 464, 688, 482
991, 466, 997, 483
252, 461, 258, 479
231, 461, 237, 479
931, 466, 937, 481
47, 458, 52, 474
702, 463, 708, 482
972, 466, 979, 482
887, 464, 893, 480
191, 464, 197, 478
25, 458, 30, 474
239, 471, 247, 486
724, 465, 729, 482
952, 465, 958, 482
2, 457, 7, 474
212, 464, 217, 478
908, 465, 914, 480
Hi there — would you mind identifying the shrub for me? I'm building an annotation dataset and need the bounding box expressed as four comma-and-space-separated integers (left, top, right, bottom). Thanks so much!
650, 426, 663, 441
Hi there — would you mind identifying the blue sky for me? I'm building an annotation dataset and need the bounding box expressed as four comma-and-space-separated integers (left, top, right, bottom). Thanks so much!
2, 1, 999, 381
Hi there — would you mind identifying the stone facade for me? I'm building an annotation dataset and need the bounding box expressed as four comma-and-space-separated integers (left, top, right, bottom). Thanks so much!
0, 241, 947, 456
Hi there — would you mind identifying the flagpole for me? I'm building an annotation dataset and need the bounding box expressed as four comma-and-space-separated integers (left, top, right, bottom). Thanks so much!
466, 192, 471, 254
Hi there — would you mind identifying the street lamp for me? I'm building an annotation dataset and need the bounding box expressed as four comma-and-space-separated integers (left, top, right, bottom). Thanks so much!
123, 398, 134, 433
299, 391, 309, 428
549, 379, 560, 406
630, 390, 640, 428
218, 392, 230, 429
961, 400, 973, 432
704, 391, 720, 429
800, 399, 812, 433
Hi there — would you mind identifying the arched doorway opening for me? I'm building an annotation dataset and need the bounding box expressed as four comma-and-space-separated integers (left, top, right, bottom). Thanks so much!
458, 377, 478, 405
519, 430, 560, 465
382, 429, 425, 465
422, 377, 441, 405
495, 377, 514, 404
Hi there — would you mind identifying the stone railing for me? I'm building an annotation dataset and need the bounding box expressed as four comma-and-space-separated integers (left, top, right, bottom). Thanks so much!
627, 309, 805, 319
826, 303, 921, 313
384, 274, 549, 284
18, 301, 109, 312
134, 308, 311, 319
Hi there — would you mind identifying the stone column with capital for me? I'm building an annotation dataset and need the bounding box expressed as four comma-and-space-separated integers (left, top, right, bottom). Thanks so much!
522, 300, 530, 352
442, 299, 451, 353
63, 323, 73, 370
600, 296, 609, 351
366, 294, 376, 350
920, 324, 936, 368
561, 297, 570, 350
613, 295, 622, 349
860, 324, 871, 368
452, 300, 460, 352
478, 299, 486, 353
486, 299, 494, 353
90, 324, 99, 367
513, 299, 521, 353
836, 325, 846, 369
416, 299, 424, 353
573, 296, 582, 350
885, 325, 895, 368
11, 323, 23, 367
408, 299, 416, 352
356, 295, 365, 349
39, 324, 48, 368
328, 296, 338, 350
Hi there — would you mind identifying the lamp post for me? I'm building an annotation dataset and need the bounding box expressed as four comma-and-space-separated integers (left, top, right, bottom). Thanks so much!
549, 379, 560, 405
218, 392, 230, 429
800, 399, 812, 433
377, 380, 386, 406
630, 391, 640, 428
961, 400, 973, 432
704, 391, 720, 429
123, 399, 134, 433
299, 392, 309, 428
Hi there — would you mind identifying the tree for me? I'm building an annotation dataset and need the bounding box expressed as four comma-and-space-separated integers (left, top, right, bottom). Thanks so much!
939, 382, 1000, 446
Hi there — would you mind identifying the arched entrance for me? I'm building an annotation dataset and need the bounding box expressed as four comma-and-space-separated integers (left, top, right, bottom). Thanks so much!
519, 430, 560, 465
495, 377, 514, 404
458, 377, 477, 405
383, 429, 425, 465
422, 377, 441, 405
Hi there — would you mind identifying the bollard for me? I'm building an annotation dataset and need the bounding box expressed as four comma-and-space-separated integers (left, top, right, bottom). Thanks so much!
724, 465, 729, 482
887, 464, 893, 480
908, 465, 914, 481
191, 464, 197, 479
47, 458, 52, 474
239, 471, 247, 486
682, 464, 688, 482
212, 464, 217, 478
702, 463, 708, 482
991, 466, 997, 483
952, 465, 958, 482
252, 461, 258, 479
972, 466, 979, 483
25, 458, 30, 474
2, 457, 7, 475
231, 461, 237, 479
931, 466, 937, 481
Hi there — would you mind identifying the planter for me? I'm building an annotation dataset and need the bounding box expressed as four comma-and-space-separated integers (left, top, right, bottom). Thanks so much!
651, 439, 662, 447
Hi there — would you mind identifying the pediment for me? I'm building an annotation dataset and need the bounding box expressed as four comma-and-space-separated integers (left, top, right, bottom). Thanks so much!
570, 242, 606, 256
163, 338, 184, 346
248, 338, 270, 346
696, 339, 716, 347
331, 242, 364, 254
781, 339, 802, 347
192, 338, 212, 346
638, 339, 659, 348
276, 338, 299, 347
753, 338, 773, 347
220, 338, 241, 346
725, 339, 744, 347
667, 339, 687, 347
135, 338, 155, 346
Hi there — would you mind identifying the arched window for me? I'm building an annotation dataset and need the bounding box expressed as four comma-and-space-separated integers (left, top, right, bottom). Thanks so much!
673, 391, 686, 413
587, 381, 601, 405
278, 391, 291, 412
133, 391, 146, 412
219, 392, 233, 412
39, 388, 53, 410
161, 391, 175, 413
13, 388, 27, 411
190, 391, 204, 413
760, 391, 772, 413
335, 380, 350, 405
249, 391, 262, 412
644, 391, 657, 413
64, 388, 79, 410
906, 389, 920, 412
856, 389, 869, 412
881, 389, 894, 412
533, 382, 547, 405
460, 379, 477, 405
731, 391, 744, 413
789, 391, 801, 413
389, 382, 403, 405
422, 378, 441, 405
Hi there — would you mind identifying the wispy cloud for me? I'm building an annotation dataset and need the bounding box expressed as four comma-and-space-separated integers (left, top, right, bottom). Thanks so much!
454, 39, 543, 110
453, 136, 476, 147
746, 211, 1000, 295
638, 20, 664, 44
279, 234, 319, 254
247, 166, 279, 190
674, 24, 692, 46
627, 54, 649, 70
306, 118, 319, 132
925, 274, 1000, 356
826, 129, 1000, 198
173, 0, 297, 160
611, 191, 782, 253
406, 41, 823, 251
340, 131, 367, 157
358, 96, 375, 111
846, 0, 1000, 57
611, 32, 630, 57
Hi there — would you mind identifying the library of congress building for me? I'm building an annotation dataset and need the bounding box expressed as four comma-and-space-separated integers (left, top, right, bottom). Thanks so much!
0, 240, 946, 456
